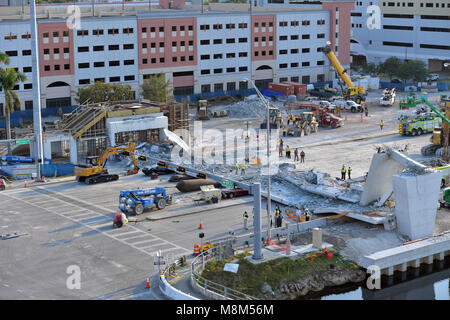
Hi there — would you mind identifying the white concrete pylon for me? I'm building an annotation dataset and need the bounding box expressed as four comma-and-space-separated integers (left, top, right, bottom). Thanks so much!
286, 232, 292, 255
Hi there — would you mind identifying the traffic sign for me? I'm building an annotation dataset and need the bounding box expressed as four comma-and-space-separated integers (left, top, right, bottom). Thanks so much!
221, 180, 234, 189
16, 139, 29, 146
153, 256, 166, 270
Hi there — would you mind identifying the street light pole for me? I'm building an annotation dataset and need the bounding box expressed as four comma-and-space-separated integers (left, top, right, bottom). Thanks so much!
30, 0, 44, 182
245, 78, 272, 241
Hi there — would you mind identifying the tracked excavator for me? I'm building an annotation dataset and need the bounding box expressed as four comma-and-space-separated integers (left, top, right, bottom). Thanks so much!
74, 141, 147, 184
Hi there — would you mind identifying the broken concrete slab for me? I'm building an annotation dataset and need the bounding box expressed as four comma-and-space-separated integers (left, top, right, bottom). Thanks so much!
360, 152, 404, 206
313, 207, 387, 225
376, 185, 393, 207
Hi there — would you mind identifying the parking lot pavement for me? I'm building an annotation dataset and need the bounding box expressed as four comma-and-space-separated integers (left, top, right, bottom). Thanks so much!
0, 179, 191, 299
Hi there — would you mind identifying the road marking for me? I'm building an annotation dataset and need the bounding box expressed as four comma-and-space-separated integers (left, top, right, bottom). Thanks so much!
5, 188, 191, 257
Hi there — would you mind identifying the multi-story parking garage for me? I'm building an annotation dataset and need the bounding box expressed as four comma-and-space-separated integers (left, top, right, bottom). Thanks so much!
0, 0, 354, 112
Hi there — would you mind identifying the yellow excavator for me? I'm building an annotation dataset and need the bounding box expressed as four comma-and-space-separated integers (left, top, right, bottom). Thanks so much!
322, 41, 366, 104
74, 141, 146, 184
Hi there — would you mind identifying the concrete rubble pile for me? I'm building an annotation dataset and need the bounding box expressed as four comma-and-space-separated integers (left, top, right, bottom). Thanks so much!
212, 95, 268, 119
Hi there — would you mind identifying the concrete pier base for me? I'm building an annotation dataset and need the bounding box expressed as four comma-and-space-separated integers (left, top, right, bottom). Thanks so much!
392, 171, 441, 240
312, 228, 323, 249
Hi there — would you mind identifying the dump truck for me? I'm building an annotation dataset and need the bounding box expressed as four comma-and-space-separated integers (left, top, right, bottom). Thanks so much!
118, 187, 172, 215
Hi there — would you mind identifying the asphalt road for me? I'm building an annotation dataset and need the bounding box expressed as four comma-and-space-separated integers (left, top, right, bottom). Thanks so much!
0, 97, 442, 299
0, 174, 254, 299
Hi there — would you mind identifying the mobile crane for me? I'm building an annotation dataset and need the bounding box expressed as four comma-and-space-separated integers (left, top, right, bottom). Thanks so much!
322, 41, 366, 104
74, 141, 146, 184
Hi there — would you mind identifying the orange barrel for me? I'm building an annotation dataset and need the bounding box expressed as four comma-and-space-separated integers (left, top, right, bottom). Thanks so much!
194, 244, 201, 256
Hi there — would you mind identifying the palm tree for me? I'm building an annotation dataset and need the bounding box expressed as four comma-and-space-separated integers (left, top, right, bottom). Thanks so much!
0, 53, 27, 153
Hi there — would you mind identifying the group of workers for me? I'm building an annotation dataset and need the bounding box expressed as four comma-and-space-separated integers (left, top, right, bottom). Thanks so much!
279, 139, 305, 163
242, 204, 313, 231
340, 164, 353, 180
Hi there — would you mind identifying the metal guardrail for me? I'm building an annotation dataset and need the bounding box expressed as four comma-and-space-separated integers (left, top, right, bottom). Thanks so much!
190, 248, 259, 300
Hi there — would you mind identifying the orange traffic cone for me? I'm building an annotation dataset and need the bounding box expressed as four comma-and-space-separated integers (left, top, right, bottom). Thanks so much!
199, 220, 203, 229
146, 277, 150, 289
24, 182, 27, 188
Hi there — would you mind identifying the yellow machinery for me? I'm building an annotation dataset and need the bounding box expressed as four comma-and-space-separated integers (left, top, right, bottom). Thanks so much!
420, 97, 450, 160
196, 100, 211, 120
322, 41, 366, 104
74, 141, 145, 184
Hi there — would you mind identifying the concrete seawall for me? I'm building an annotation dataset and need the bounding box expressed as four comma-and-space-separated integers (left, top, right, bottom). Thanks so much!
362, 233, 450, 277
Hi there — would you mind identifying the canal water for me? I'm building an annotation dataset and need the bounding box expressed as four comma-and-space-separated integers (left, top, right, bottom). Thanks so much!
321, 261, 450, 300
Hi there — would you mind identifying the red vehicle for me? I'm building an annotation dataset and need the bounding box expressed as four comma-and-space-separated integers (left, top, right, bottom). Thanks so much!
221, 188, 249, 199
318, 111, 344, 128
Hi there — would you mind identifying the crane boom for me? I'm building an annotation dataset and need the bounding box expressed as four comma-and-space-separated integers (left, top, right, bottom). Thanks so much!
322, 45, 355, 89
321, 43, 366, 103
421, 98, 450, 125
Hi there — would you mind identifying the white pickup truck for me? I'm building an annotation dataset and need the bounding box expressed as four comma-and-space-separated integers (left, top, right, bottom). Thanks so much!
380, 88, 396, 106
333, 100, 363, 113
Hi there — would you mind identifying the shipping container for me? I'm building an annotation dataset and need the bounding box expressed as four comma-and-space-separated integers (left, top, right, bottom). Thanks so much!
267, 83, 295, 96
281, 81, 307, 95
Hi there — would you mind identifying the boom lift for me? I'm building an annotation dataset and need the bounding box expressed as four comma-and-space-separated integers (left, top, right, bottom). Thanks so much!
74, 141, 146, 184
322, 41, 366, 104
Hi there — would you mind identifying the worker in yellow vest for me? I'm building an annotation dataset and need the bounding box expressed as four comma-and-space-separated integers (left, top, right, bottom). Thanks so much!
341, 165, 347, 180
380, 120, 384, 131
286, 146, 291, 159
235, 161, 239, 175
241, 163, 246, 175
243, 211, 249, 230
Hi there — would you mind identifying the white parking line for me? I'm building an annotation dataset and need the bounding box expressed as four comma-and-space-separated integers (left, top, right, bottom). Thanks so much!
6, 188, 191, 257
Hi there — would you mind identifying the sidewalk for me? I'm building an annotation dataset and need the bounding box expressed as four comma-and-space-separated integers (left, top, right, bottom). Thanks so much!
2, 175, 75, 191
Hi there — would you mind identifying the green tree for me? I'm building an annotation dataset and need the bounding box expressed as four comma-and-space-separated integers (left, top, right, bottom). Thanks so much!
0, 53, 27, 149
406, 60, 429, 82
378, 56, 402, 80
361, 62, 379, 76
397, 62, 411, 83
395, 60, 429, 83
76, 82, 134, 104
140, 73, 173, 103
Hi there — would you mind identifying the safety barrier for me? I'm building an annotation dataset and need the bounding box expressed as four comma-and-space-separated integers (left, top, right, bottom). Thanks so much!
159, 256, 198, 300
0, 105, 78, 129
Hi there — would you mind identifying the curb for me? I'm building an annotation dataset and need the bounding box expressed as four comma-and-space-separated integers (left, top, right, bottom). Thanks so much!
147, 198, 253, 221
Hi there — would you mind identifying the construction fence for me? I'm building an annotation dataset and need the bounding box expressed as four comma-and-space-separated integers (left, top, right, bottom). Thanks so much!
0, 105, 77, 129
